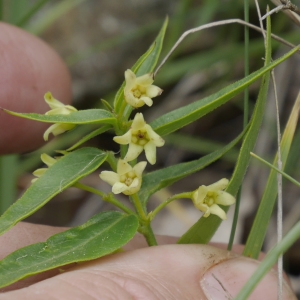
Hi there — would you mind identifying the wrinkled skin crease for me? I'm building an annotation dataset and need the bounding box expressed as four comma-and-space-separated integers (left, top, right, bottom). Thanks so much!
0, 223, 232, 299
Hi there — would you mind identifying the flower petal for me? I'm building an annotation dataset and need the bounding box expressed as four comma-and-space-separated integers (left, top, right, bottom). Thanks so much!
43, 124, 58, 141
207, 178, 229, 191
133, 161, 147, 176
46, 106, 77, 115
124, 143, 143, 162
124, 69, 136, 90
129, 177, 140, 189
209, 204, 227, 220
139, 96, 153, 107
145, 124, 165, 147
135, 73, 154, 86
41, 154, 57, 167
196, 186, 208, 204
144, 142, 156, 165
124, 92, 138, 107
146, 85, 163, 98
215, 191, 236, 206
113, 130, 132, 145
32, 168, 47, 178
44, 92, 64, 109
100, 171, 120, 186
124, 178, 142, 195
131, 113, 146, 130
112, 182, 128, 194
117, 159, 133, 175
52, 124, 75, 136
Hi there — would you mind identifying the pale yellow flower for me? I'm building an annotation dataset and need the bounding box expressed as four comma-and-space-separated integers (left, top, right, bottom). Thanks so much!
192, 178, 235, 220
113, 113, 164, 165
32, 153, 57, 183
43, 92, 77, 141
100, 159, 147, 195
124, 69, 162, 108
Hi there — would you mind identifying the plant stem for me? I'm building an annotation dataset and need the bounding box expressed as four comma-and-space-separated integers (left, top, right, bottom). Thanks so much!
118, 100, 129, 123
140, 222, 158, 246
150, 191, 192, 220
130, 193, 158, 246
130, 193, 147, 219
106, 151, 118, 171
74, 182, 134, 215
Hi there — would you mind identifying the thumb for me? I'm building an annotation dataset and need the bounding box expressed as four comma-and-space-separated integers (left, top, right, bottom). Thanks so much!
1, 244, 296, 299
200, 250, 296, 300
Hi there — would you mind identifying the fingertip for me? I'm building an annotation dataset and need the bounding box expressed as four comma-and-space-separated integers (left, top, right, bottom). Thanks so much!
0, 22, 71, 154
200, 256, 296, 300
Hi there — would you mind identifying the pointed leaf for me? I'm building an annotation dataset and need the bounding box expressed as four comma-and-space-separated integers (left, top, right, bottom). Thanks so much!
0, 148, 107, 236
139, 126, 247, 206
66, 125, 111, 151
0, 211, 139, 289
114, 17, 168, 114
151, 45, 300, 137
243, 92, 300, 258
178, 16, 273, 244
3, 109, 116, 125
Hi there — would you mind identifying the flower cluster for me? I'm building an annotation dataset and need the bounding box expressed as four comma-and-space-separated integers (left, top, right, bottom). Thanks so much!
99, 69, 235, 220
100, 69, 164, 195
192, 178, 235, 220
43, 92, 77, 141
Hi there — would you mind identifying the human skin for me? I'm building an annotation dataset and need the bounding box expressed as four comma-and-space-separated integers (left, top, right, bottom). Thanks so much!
0, 22, 297, 299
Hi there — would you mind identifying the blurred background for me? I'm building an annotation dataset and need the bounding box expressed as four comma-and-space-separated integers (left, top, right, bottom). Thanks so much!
0, 0, 299, 296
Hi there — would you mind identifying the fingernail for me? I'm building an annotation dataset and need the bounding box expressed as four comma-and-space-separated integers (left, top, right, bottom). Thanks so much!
200, 257, 296, 300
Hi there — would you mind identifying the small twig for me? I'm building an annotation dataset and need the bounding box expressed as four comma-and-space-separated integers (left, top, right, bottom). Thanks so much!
254, 0, 266, 41
154, 19, 297, 76
280, 0, 300, 15
262, 1, 300, 21
261, 5, 285, 21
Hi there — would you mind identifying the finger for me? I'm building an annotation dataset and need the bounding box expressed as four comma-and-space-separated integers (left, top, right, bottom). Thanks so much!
0, 222, 68, 292
0, 22, 71, 155
0, 223, 295, 299
1, 244, 296, 299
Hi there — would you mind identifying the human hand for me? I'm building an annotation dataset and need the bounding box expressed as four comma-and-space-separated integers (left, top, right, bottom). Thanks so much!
0, 22, 297, 299
0, 223, 296, 299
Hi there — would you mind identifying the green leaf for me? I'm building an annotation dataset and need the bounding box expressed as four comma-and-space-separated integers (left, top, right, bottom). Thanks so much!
66, 125, 111, 152
16, 0, 50, 27
178, 18, 273, 244
0, 211, 139, 289
3, 109, 116, 125
151, 45, 300, 137
0, 148, 107, 236
113, 17, 168, 114
165, 133, 239, 164
139, 126, 247, 207
135, 16, 168, 76
26, 0, 88, 35
243, 92, 300, 258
